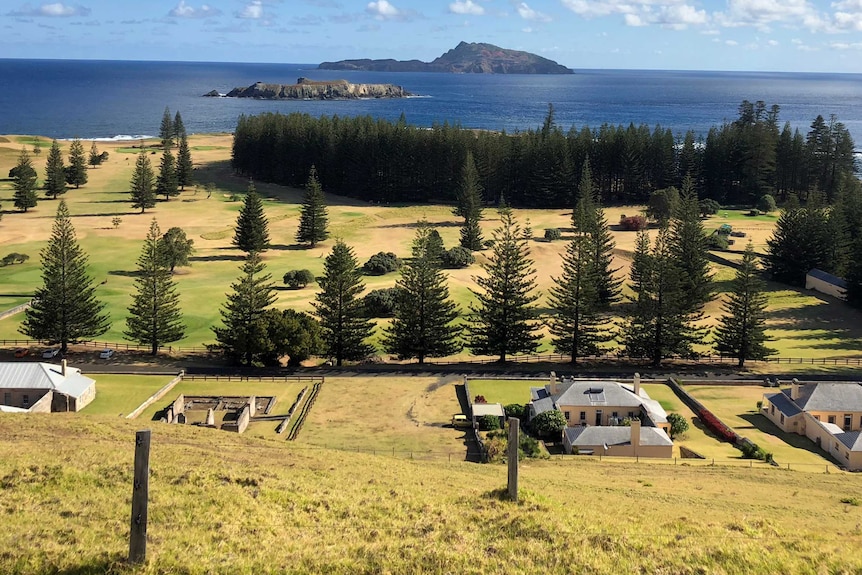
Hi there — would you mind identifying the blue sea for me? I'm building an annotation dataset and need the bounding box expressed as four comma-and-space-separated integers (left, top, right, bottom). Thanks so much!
2, 59, 862, 145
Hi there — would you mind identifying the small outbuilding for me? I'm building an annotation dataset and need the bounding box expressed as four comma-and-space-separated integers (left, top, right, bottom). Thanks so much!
806, 268, 847, 301
0, 361, 96, 412
471, 402, 506, 429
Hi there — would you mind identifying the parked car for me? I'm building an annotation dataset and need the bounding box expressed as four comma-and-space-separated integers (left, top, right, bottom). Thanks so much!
451, 414, 471, 429
99, 348, 115, 359
42, 348, 60, 359
14, 348, 29, 358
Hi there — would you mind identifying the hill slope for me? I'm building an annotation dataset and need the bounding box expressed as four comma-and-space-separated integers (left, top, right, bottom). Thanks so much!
2, 415, 861, 574
319, 41, 573, 74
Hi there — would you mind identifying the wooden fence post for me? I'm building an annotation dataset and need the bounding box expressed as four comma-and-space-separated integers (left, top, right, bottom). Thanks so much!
129, 430, 151, 565
507, 418, 519, 502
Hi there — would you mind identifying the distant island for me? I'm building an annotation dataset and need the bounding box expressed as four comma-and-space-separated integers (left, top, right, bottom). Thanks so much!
319, 41, 572, 75
204, 77, 412, 100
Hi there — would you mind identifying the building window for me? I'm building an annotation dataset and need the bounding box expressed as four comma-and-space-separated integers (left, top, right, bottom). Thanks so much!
579, 411, 586, 421
22, 394, 29, 407
612, 411, 618, 418
828, 415, 836, 424
628, 412, 635, 418
771, 405, 774, 415
845, 415, 852, 431
780, 414, 785, 424
564, 411, 570, 420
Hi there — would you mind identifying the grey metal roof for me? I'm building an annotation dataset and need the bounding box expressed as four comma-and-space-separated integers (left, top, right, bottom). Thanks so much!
836, 431, 862, 452
531, 397, 555, 416
0, 362, 94, 399
765, 391, 802, 417
808, 268, 848, 289
472, 403, 505, 418
554, 380, 648, 409
793, 383, 862, 412
530, 386, 550, 401
564, 425, 673, 447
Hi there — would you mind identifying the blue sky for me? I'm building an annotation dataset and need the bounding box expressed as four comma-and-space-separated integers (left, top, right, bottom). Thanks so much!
3, 1, 862, 72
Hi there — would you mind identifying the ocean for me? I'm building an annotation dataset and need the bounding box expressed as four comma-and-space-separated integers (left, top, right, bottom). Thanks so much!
2, 59, 862, 145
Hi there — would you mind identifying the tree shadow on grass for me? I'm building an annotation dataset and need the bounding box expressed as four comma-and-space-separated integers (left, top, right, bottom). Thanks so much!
269, 244, 309, 251
52, 554, 129, 575
108, 270, 139, 278
738, 412, 838, 462
377, 220, 462, 229
189, 254, 245, 263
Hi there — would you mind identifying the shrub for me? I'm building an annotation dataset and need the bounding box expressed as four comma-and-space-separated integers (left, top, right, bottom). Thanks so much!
747, 209, 759, 217
283, 269, 315, 289
111, 217, 122, 229
698, 408, 737, 443
99, 151, 110, 163
363, 251, 402, 275
756, 400, 763, 410
619, 215, 647, 231
531, 410, 567, 438
707, 234, 729, 250
0, 253, 29, 266
474, 395, 487, 404
740, 441, 772, 462
756, 194, 777, 214
485, 429, 545, 461
699, 198, 721, 217
544, 228, 562, 241
841, 497, 861, 506
667, 412, 689, 440
504, 403, 526, 420
477, 414, 501, 431
362, 287, 398, 318
441, 246, 474, 269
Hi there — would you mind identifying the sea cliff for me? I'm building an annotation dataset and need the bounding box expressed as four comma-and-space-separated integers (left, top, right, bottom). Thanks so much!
207, 77, 411, 100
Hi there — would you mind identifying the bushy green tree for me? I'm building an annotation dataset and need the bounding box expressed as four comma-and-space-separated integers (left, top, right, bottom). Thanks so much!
467, 211, 540, 362
129, 151, 156, 213
283, 269, 315, 289
260, 308, 323, 367
125, 219, 185, 355
296, 165, 329, 247
313, 240, 374, 366
158, 227, 194, 273
21, 201, 110, 352
714, 243, 775, 367
43, 139, 66, 199
65, 138, 87, 189
646, 186, 679, 224
384, 222, 462, 363
667, 412, 689, 440
212, 252, 276, 366
765, 195, 831, 286
757, 194, 777, 213
232, 183, 270, 253
531, 410, 567, 437
12, 148, 38, 212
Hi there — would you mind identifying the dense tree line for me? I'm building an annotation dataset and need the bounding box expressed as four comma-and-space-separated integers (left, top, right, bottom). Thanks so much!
232, 101, 856, 208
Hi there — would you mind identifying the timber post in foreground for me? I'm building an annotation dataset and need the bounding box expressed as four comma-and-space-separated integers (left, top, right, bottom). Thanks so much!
507, 418, 519, 502
129, 429, 151, 564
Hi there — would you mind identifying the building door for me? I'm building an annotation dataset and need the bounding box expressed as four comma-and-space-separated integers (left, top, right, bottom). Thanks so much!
3, 392, 10, 406
845, 414, 852, 431
595, 410, 603, 426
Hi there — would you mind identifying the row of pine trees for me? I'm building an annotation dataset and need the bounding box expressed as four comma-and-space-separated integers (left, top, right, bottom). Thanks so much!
231, 101, 856, 209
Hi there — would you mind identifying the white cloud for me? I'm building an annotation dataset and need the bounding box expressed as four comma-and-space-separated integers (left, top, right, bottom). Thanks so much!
624, 13, 645, 26
655, 4, 707, 29
449, 0, 484, 15
522, 26, 534, 32
517, 2, 551, 22
169, 1, 221, 18
725, 39, 738, 45
768, 39, 779, 45
830, 41, 862, 49
7, 2, 90, 17
561, 0, 706, 29
366, 0, 400, 20
237, 0, 264, 19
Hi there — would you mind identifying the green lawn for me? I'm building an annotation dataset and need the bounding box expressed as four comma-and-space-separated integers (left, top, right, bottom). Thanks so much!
467, 378, 539, 406
685, 384, 841, 470
84, 374, 174, 417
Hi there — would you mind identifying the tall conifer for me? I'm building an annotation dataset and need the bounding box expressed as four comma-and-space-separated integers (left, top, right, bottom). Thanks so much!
129, 151, 156, 213
66, 138, 88, 189
21, 201, 110, 352
125, 219, 185, 354
173, 111, 186, 145
670, 175, 713, 313
313, 240, 374, 365
467, 211, 540, 362
89, 141, 102, 168
160, 106, 174, 148
44, 139, 66, 199
156, 147, 179, 200
296, 166, 329, 247
455, 152, 484, 251
384, 222, 461, 363
233, 182, 270, 253
714, 243, 775, 367
12, 148, 38, 212
176, 133, 193, 190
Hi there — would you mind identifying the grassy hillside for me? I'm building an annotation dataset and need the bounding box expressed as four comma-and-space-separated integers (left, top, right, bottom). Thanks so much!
2, 415, 862, 574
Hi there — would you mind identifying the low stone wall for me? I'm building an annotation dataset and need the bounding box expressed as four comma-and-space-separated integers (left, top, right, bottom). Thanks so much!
0, 302, 31, 321
223, 404, 250, 434
126, 371, 185, 420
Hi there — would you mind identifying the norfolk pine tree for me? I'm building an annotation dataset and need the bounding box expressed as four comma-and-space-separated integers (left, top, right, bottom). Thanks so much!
173, 111, 186, 145
296, 166, 329, 247
129, 151, 156, 213
670, 175, 713, 314
176, 133, 193, 190
66, 138, 88, 188
88, 141, 102, 168
212, 252, 276, 366
468, 211, 541, 362
455, 152, 484, 251
44, 139, 66, 199
125, 219, 185, 354
384, 222, 461, 363
548, 234, 611, 363
714, 243, 775, 367
12, 148, 38, 212
233, 182, 270, 253
159, 106, 174, 148
21, 201, 110, 353
156, 147, 179, 200
313, 240, 374, 366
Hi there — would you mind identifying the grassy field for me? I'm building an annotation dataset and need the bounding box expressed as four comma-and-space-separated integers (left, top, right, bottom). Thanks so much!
686, 384, 840, 470
84, 374, 174, 417
2, 134, 862, 367
3, 415, 862, 574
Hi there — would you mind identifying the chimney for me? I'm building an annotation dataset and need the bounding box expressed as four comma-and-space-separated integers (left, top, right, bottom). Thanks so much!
633, 372, 641, 396
790, 382, 800, 402
549, 371, 558, 395
61, 359, 67, 377
631, 419, 641, 454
